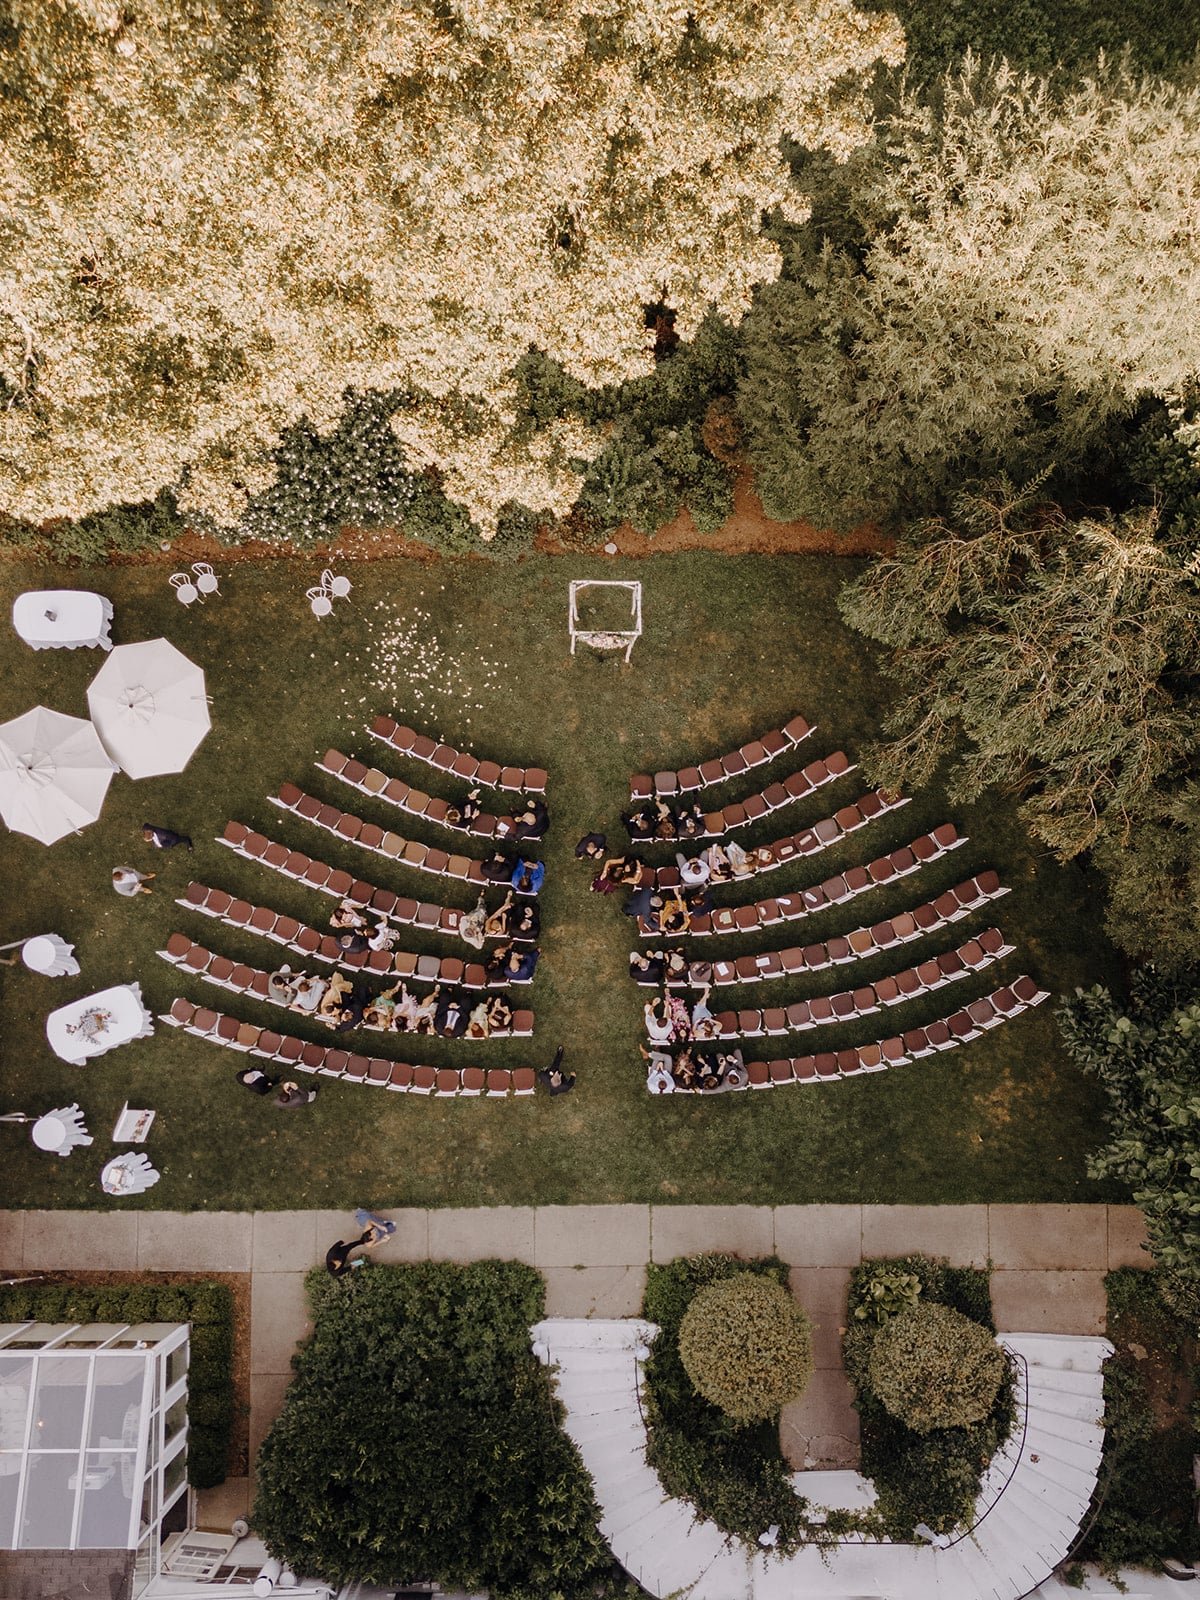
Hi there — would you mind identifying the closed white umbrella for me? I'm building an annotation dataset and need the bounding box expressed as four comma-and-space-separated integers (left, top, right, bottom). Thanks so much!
87, 638, 210, 779
0, 706, 117, 844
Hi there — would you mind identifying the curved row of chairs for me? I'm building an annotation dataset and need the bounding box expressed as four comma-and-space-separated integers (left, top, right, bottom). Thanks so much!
159, 935, 535, 1037
368, 716, 548, 796
655, 929, 1014, 1043
631, 751, 857, 843
215, 820, 492, 942
271, 783, 489, 885
630, 714, 814, 801
638, 826, 968, 938
729, 977, 1050, 1090
319, 749, 545, 844
177, 882, 522, 986
160, 998, 537, 1096
647, 788, 911, 889
632, 875, 1010, 989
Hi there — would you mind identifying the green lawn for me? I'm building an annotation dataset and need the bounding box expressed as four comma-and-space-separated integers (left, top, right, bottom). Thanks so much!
0, 551, 1122, 1210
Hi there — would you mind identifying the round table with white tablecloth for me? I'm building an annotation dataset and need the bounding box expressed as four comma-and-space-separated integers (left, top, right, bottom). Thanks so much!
12, 591, 113, 651
21, 933, 79, 977
45, 983, 154, 1065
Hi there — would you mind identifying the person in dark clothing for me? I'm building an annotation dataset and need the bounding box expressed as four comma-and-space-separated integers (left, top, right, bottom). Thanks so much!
537, 1044, 575, 1096
236, 1066, 280, 1095
332, 984, 369, 1033
460, 787, 483, 826
512, 797, 549, 840
324, 1222, 386, 1277
629, 949, 665, 985
434, 989, 469, 1037
505, 900, 540, 941
485, 942, 539, 983
623, 806, 656, 839
332, 928, 370, 955
481, 849, 516, 883
623, 884, 658, 919
575, 832, 606, 860
274, 1080, 319, 1108
142, 822, 193, 850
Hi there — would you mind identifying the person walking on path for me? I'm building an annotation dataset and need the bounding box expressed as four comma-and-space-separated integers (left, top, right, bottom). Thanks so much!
142, 822, 193, 850
112, 866, 154, 896
537, 1044, 575, 1096
325, 1213, 394, 1277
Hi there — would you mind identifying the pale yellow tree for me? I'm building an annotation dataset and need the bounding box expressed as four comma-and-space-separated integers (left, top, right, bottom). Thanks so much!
0, 0, 903, 536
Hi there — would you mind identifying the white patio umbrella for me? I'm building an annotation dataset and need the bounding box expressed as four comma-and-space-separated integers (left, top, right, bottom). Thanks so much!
0, 706, 117, 845
87, 638, 211, 779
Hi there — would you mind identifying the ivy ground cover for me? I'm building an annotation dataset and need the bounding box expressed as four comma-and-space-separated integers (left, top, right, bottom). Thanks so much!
0, 551, 1121, 1210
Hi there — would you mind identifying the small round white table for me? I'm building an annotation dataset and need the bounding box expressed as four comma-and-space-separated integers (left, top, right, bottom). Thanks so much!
32, 1115, 68, 1153
21, 934, 79, 977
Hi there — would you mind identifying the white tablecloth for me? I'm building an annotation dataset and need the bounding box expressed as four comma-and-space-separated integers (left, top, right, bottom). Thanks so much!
45, 983, 154, 1065
13, 591, 113, 651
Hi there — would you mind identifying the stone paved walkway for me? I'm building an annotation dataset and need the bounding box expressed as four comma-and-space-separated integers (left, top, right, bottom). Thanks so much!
0, 1203, 1148, 1526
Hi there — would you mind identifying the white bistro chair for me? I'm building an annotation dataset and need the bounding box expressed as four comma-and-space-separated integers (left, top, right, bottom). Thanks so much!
307, 585, 334, 619
192, 562, 221, 597
32, 1104, 93, 1157
321, 569, 352, 600
169, 572, 200, 606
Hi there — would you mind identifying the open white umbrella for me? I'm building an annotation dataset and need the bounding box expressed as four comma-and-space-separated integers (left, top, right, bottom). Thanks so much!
0, 706, 117, 844
87, 638, 211, 779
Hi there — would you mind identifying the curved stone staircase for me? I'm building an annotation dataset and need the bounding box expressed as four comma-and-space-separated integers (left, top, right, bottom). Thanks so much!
531, 1318, 1113, 1600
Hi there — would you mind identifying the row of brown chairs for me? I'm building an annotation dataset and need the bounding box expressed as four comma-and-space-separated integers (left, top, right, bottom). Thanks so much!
160, 998, 537, 1095
630, 714, 815, 800
638, 825, 967, 938
660, 978, 1049, 1093
368, 716, 548, 795
177, 883, 520, 987
319, 750, 544, 843
216, 820, 478, 942
271, 780, 488, 885
633, 873, 1010, 989
686, 929, 1013, 1041
636, 751, 857, 842
159, 934, 535, 1037
649, 788, 911, 889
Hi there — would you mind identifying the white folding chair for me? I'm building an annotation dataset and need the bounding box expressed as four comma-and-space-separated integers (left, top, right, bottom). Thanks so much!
169, 572, 200, 606
192, 562, 221, 597
307, 586, 333, 619
321, 569, 352, 600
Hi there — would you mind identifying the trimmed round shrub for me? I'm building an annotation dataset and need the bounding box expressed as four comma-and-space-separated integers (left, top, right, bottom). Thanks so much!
677, 1272, 813, 1423
868, 1302, 1005, 1435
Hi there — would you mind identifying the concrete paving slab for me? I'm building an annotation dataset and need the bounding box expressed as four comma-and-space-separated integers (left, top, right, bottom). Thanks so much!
252, 1211, 320, 1272
250, 1272, 312, 1374
249, 1370, 293, 1462
988, 1204, 1107, 1271
780, 1369, 860, 1470
542, 1266, 647, 1319
22, 1211, 138, 1271
194, 1476, 250, 1532
862, 1205, 988, 1267
789, 1268, 851, 1370
137, 1212, 252, 1272
1107, 1206, 1151, 1270
367, 1210, 430, 1263
991, 1270, 1107, 1334
0, 1212, 25, 1271
535, 1205, 650, 1267
427, 1206, 536, 1263
773, 1206, 862, 1267
650, 1204, 774, 1262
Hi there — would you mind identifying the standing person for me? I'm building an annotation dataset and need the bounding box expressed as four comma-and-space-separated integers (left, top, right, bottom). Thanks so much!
324, 1219, 389, 1278
142, 822, 193, 850
537, 1044, 575, 1096
273, 1080, 319, 1108
112, 865, 154, 896
575, 832, 606, 861
235, 1066, 280, 1095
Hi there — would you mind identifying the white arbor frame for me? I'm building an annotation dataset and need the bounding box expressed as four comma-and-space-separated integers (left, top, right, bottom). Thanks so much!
569, 580, 642, 664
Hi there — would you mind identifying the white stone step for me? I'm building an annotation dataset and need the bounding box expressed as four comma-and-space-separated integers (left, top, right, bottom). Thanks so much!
532, 1317, 656, 1352
602, 1493, 697, 1554
1000, 1473, 1088, 1545
1028, 1384, 1104, 1425
553, 1379, 643, 1416
975, 1496, 1072, 1572
595, 1464, 667, 1519
572, 1430, 647, 1477
1025, 1404, 1104, 1451
1014, 1454, 1094, 1523
1018, 1363, 1109, 1397
1003, 1334, 1113, 1373
686, 1545, 754, 1600
568, 1411, 646, 1450
926, 1535, 1017, 1600
1020, 1423, 1105, 1486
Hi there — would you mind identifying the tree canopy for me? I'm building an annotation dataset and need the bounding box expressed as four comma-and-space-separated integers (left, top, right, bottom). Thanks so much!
0, 0, 902, 537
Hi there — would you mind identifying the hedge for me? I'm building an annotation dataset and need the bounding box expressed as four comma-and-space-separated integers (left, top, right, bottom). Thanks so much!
0, 1279, 234, 1489
678, 1271, 813, 1423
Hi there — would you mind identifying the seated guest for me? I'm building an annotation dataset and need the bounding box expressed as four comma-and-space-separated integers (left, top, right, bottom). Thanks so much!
623, 884, 658, 919
658, 894, 691, 936
333, 983, 369, 1033
368, 918, 399, 952
460, 786, 483, 826
330, 900, 369, 931
575, 832, 607, 860
512, 796, 549, 840
467, 1000, 492, 1039
676, 852, 710, 886
317, 971, 353, 1022
410, 986, 440, 1033
622, 804, 657, 839
676, 801, 707, 839
715, 1047, 745, 1078
672, 1046, 699, 1092
652, 800, 677, 840
393, 983, 422, 1031
511, 858, 546, 895
629, 949, 665, 985
704, 841, 734, 881
332, 928, 370, 955
644, 997, 674, 1045
364, 983, 399, 1030
640, 1044, 676, 1094
683, 883, 713, 916
662, 948, 689, 984
434, 988, 469, 1037
484, 891, 515, 938
691, 985, 721, 1041
481, 849, 516, 883
290, 973, 328, 1014
505, 899, 540, 941
726, 840, 753, 876
486, 942, 539, 982
268, 965, 300, 1003
485, 994, 513, 1032
667, 994, 692, 1041
594, 853, 644, 895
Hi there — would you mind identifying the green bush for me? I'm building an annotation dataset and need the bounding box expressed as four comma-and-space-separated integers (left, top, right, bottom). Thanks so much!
0, 490, 184, 562
678, 1272, 813, 1423
252, 1261, 626, 1599
851, 1264, 923, 1326
869, 1303, 1005, 1435
641, 1255, 817, 1552
0, 1279, 234, 1490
